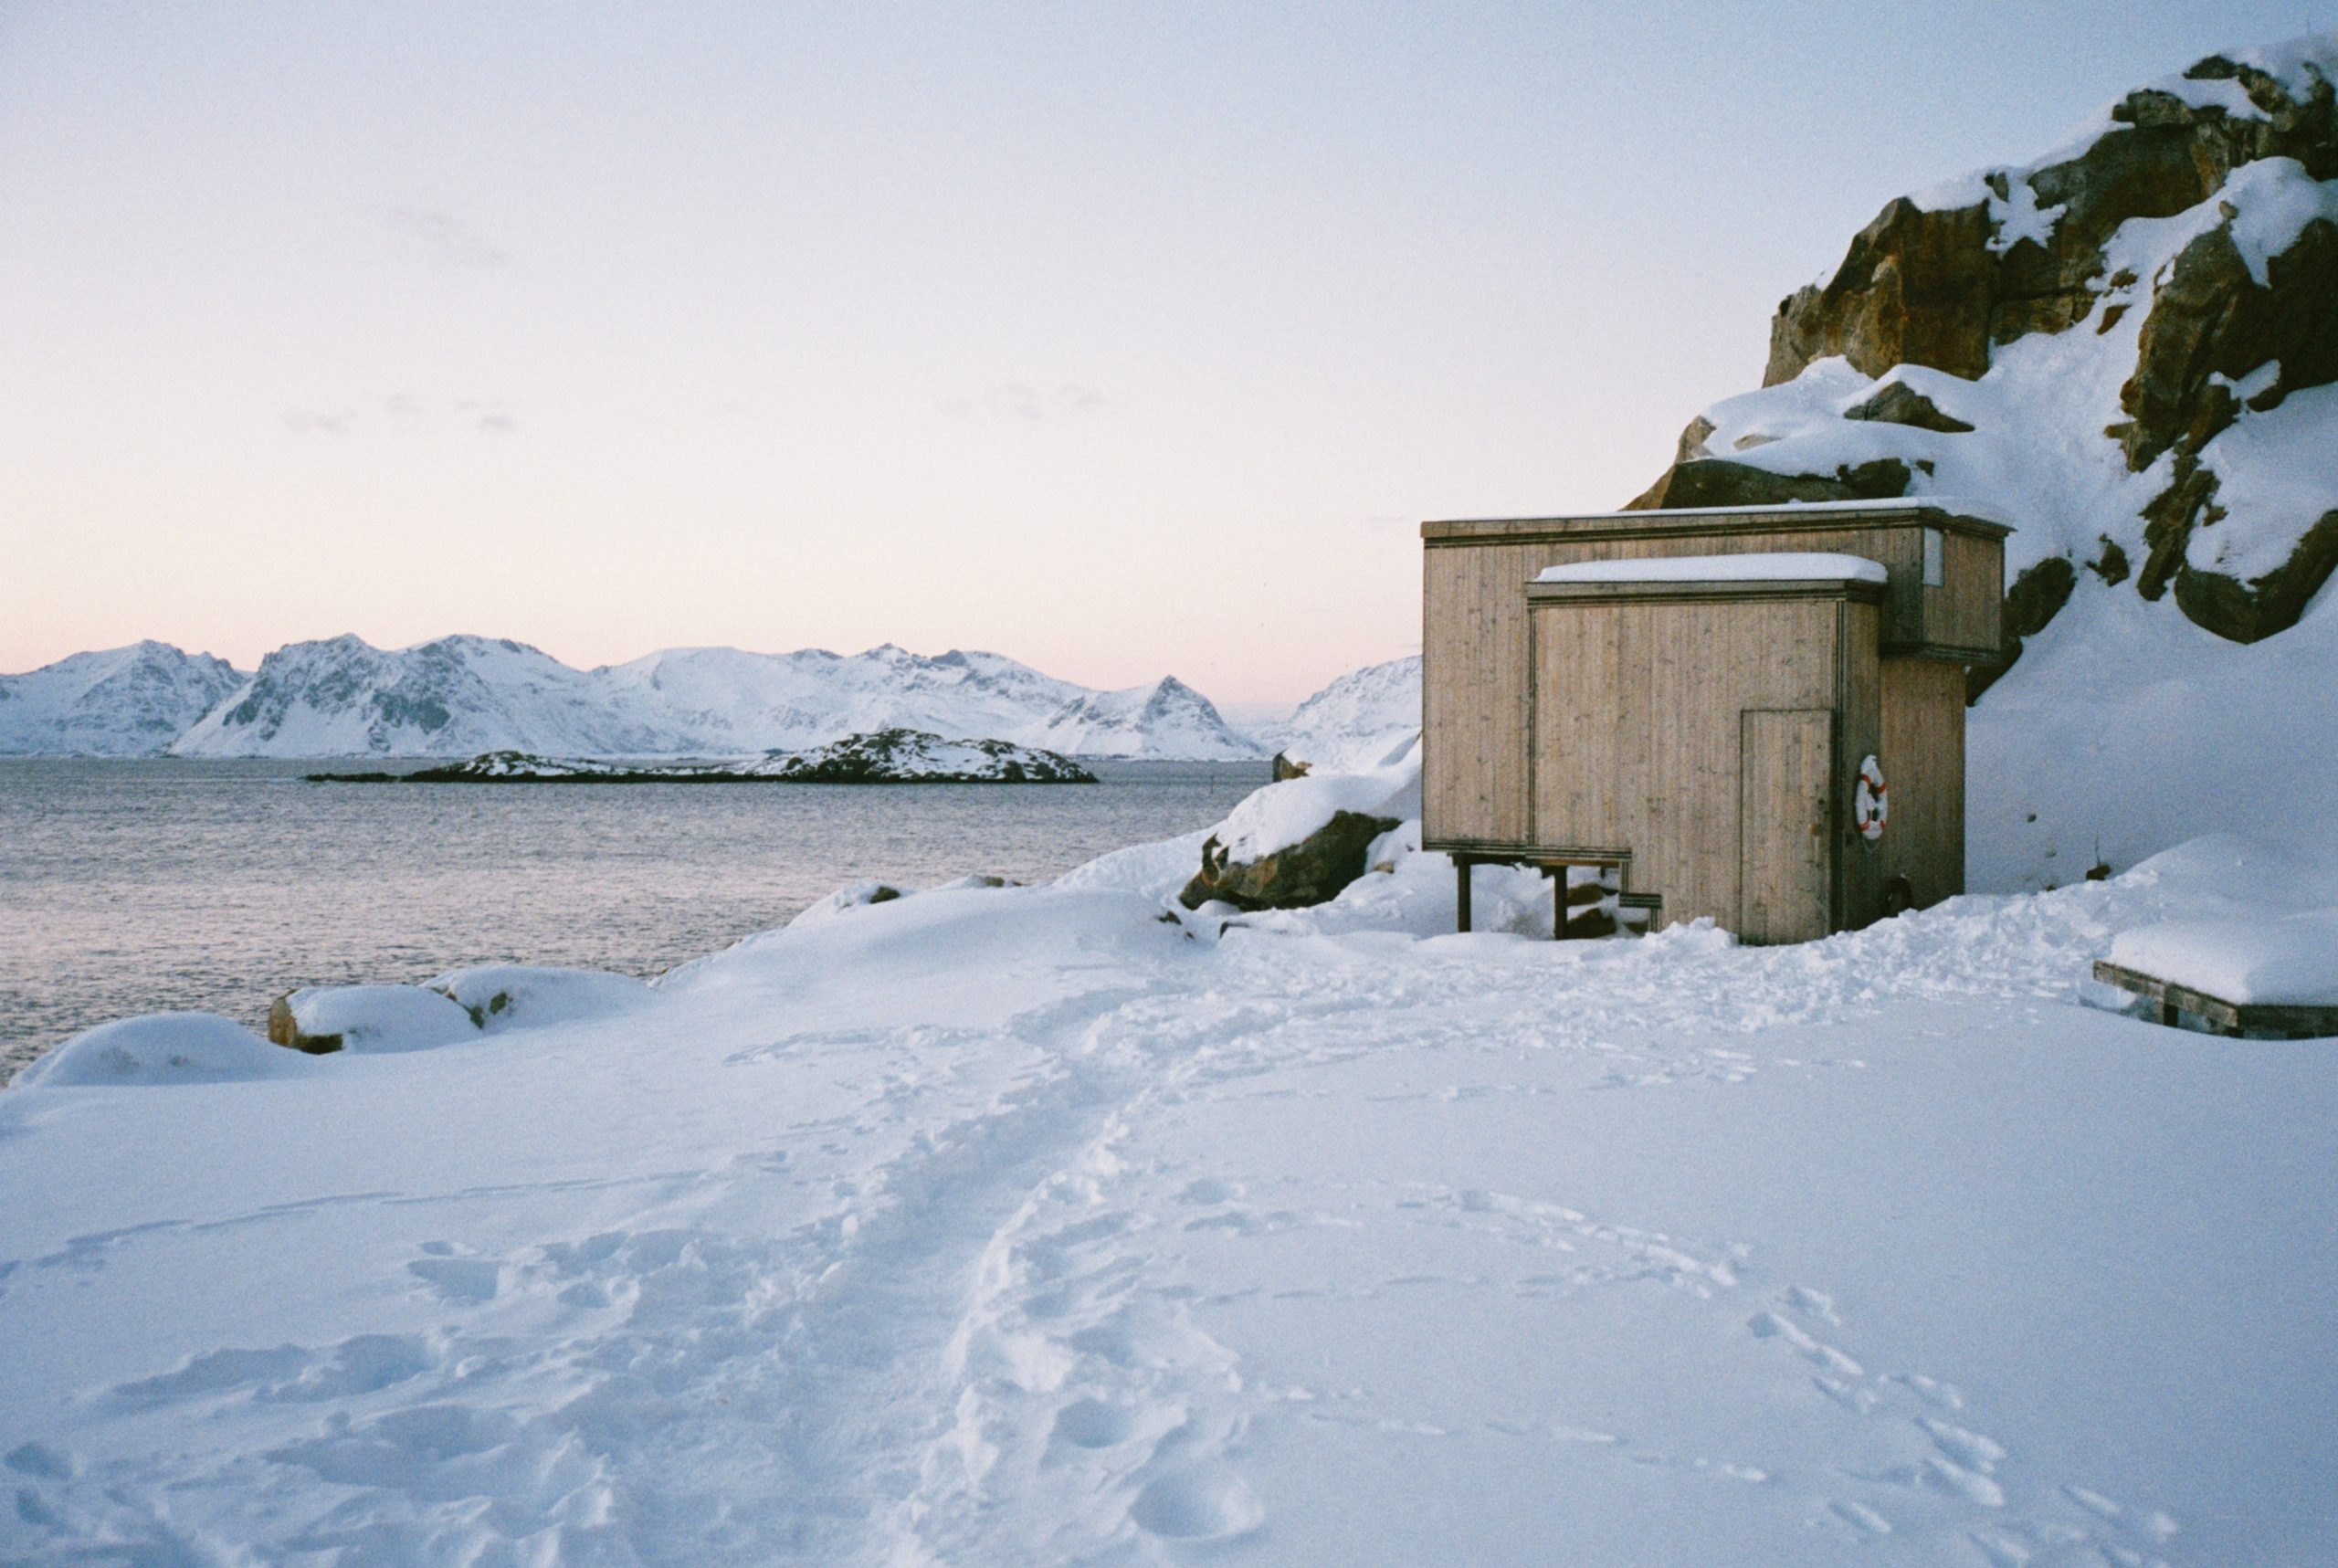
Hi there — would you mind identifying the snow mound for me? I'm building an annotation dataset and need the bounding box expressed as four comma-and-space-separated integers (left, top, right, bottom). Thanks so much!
427, 966, 658, 1033
1534, 552, 1890, 584
784, 879, 917, 931
274, 985, 480, 1054
13, 1013, 307, 1089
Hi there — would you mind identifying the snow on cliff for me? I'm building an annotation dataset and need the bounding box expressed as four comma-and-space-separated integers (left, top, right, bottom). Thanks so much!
157, 637, 1265, 760
0, 641, 243, 756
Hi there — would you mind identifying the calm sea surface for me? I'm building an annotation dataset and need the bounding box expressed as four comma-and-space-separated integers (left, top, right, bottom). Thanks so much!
0, 758, 1268, 1080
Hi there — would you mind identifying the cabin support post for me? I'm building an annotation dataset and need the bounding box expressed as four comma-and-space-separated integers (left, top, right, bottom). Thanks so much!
1455, 856, 1473, 933
1544, 866, 1567, 941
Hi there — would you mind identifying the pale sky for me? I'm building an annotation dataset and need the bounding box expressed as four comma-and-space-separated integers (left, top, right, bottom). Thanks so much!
2, 1, 2325, 709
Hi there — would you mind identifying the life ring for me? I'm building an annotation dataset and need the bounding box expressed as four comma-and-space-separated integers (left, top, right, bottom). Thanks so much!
1854, 754, 1888, 842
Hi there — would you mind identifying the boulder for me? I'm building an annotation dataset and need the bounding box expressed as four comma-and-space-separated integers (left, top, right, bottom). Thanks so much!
1844, 379, 1975, 432
16, 1013, 310, 1088
1179, 809, 1403, 912
1626, 457, 1911, 512
427, 965, 656, 1034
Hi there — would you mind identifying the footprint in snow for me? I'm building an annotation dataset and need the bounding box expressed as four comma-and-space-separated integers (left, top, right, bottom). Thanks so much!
406, 1255, 504, 1303
1127, 1465, 1264, 1541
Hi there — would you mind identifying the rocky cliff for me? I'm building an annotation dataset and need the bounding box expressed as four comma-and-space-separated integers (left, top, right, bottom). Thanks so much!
1629, 32, 2338, 673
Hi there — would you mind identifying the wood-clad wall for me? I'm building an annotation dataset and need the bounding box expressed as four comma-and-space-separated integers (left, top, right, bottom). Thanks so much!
1529, 593, 1846, 932
1932, 530, 2004, 655
1423, 543, 1540, 847
1877, 657, 1967, 908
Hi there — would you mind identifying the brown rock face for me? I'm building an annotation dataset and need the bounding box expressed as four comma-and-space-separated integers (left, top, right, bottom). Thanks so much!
1766, 60, 2337, 390
1178, 809, 1401, 912
1625, 457, 1912, 512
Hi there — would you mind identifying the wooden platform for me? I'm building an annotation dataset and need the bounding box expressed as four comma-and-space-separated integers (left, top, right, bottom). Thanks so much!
2092, 961, 2338, 1039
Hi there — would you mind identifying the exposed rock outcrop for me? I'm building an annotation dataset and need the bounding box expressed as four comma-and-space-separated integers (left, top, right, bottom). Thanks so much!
1632, 35, 2338, 653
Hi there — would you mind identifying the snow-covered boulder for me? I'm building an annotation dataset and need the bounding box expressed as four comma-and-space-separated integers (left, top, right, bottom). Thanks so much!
13, 1013, 310, 1088
265, 985, 480, 1055
786, 879, 911, 931
1179, 762, 1421, 911
426, 966, 658, 1033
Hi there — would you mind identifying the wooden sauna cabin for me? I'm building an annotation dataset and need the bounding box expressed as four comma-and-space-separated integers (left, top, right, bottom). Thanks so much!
1420, 500, 2010, 944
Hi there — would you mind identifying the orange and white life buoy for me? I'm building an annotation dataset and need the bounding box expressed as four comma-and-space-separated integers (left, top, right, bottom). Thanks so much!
1854, 754, 1888, 841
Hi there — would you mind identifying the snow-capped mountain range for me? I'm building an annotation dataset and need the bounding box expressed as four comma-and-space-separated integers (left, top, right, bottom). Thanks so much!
3, 636, 1271, 761
0, 641, 244, 758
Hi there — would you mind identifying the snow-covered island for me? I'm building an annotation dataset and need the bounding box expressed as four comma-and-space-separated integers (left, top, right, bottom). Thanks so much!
307, 731, 1101, 785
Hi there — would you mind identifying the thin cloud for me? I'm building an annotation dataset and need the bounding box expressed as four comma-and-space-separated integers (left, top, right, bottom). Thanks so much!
455, 395, 519, 436
385, 206, 509, 268
282, 407, 359, 436
943, 383, 1107, 423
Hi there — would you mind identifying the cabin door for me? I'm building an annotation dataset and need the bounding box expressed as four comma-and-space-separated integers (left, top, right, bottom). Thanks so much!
1739, 709, 1834, 944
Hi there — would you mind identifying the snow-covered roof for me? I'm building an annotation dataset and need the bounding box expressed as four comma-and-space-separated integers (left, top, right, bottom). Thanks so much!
1533, 552, 1890, 586
1431, 497, 2014, 527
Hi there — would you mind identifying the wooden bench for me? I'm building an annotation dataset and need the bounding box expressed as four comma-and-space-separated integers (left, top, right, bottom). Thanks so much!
2091, 961, 2338, 1039
1453, 852, 1655, 941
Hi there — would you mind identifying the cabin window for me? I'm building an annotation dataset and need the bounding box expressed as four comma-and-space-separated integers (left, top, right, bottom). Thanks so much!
1922, 527, 1944, 587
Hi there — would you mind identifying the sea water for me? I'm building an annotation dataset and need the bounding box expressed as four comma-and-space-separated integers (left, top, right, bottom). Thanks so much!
0, 758, 1268, 1079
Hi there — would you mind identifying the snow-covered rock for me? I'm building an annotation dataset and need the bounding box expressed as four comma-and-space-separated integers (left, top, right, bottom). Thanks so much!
12, 1013, 310, 1088
426, 966, 658, 1034
0, 642, 242, 756
1273, 657, 1423, 774
1179, 759, 1422, 910
266, 985, 480, 1055
152, 637, 1262, 760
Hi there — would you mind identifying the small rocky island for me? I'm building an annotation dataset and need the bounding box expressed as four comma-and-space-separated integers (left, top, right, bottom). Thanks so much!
309, 729, 1099, 784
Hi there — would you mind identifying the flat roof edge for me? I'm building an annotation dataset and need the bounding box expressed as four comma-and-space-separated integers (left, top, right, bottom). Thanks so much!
1421, 498, 2014, 538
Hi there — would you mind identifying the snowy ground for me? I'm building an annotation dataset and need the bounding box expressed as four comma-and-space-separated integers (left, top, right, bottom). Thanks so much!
3, 828, 2334, 1565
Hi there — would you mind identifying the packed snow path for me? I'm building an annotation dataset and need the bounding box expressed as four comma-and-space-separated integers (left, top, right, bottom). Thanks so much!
3, 846, 2334, 1564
